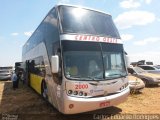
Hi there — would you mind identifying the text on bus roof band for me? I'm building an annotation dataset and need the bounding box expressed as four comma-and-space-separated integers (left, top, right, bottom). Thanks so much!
60, 34, 122, 44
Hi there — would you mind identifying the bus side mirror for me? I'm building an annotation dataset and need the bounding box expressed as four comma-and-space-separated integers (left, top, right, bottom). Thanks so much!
51, 55, 59, 73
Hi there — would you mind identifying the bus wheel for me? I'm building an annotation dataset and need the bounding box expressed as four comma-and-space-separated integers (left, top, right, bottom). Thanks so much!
41, 81, 48, 100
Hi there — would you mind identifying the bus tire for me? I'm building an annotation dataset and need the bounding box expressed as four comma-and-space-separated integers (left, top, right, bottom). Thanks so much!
41, 80, 48, 100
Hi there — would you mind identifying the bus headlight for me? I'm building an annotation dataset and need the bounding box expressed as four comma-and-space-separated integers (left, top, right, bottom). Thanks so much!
79, 91, 83, 96
68, 90, 73, 95
67, 90, 88, 97
120, 82, 128, 91
73, 91, 78, 95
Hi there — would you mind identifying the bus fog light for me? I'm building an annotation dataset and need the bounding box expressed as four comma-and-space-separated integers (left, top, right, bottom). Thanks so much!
69, 104, 74, 109
74, 91, 78, 95
68, 90, 72, 95
79, 91, 83, 96
84, 93, 87, 96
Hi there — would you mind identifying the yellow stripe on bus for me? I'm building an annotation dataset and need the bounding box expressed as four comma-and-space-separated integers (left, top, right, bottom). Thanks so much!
30, 73, 43, 94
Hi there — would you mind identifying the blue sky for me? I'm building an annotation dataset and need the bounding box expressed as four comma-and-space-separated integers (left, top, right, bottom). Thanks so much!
0, 0, 160, 66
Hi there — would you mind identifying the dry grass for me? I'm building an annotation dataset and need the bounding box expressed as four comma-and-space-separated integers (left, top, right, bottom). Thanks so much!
0, 81, 160, 119
118, 84, 160, 114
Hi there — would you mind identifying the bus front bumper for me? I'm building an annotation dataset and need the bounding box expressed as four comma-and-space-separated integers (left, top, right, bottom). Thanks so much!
61, 87, 130, 114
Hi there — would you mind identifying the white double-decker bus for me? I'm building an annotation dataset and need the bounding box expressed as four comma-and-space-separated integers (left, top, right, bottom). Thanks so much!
22, 4, 129, 114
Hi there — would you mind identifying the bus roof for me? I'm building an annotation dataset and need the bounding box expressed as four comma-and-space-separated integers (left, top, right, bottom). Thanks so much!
55, 4, 111, 17
23, 4, 114, 49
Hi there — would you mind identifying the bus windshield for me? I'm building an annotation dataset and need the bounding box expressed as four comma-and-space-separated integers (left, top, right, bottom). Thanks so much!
62, 41, 127, 81
59, 6, 120, 38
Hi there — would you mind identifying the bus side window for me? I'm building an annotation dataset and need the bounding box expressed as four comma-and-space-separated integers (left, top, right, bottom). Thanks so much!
29, 60, 35, 73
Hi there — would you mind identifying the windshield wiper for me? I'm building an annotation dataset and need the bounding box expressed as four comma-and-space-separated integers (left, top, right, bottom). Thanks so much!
87, 76, 103, 81
106, 73, 127, 79
67, 75, 93, 80
68, 75, 102, 81
109, 73, 126, 76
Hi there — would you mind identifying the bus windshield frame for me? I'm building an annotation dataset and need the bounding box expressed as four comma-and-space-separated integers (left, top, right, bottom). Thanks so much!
62, 41, 127, 81
58, 5, 120, 38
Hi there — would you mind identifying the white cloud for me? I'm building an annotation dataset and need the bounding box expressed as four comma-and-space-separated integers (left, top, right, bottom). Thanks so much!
121, 34, 134, 41
157, 18, 160, 22
144, 0, 152, 4
128, 52, 160, 65
114, 10, 156, 29
120, 0, 152, 9
24, 31, 33, 37
57, 0, 70, 4
130, 52, 160, 56
11, 33, 19, 36
120, 0, 141, 9
134, 37, 160, 46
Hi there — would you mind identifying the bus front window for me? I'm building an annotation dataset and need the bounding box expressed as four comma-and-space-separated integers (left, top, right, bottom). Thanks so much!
62, 41, 127, 81
59, 5, 120, 38
64, 51, 103, 80
103, 53, 127, 79
102, 43, 127, 79
62, 41, 103, 80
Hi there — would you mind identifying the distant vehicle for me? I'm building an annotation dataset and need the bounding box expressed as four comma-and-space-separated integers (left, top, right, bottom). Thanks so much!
156, 65, 160, 69
127, 67, 160, 86
137, 60, 153, 65
130, 62, 138, 67
0, 66, 13, 70
128, 75, 145, 93
138, 65, 160, 74
0, 69, 11, 80
130, 60, 153, 67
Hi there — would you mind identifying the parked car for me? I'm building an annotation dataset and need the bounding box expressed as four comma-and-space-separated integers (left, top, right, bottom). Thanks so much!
138, 65, 160, 74
128, 75, 145, 93
0, 69, 11, 80
127, 67, 160, 86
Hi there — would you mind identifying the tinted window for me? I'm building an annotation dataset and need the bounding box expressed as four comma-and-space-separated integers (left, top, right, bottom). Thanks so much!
62, 41, 100, 52
0, 71, 9, 74
102, 43, 123, 52
62, 41, 103, 80
22, 8, 59, 56
62, 41, 127, 81
29, 57, 46, 77
59, 6, 120, 38
134, 67, 146, 73
139, 66, 145, 70
102, 44, 126, 78
23, 22, 45, 55
145, 66, 155, 70
44, 8, 60, 57
140, 66, 155, 70
155, 66, 160, 69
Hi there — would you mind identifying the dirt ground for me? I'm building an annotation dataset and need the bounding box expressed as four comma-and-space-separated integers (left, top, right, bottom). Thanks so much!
0, 81, 160, 120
